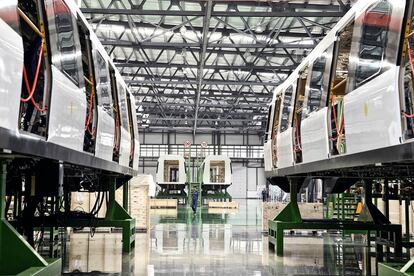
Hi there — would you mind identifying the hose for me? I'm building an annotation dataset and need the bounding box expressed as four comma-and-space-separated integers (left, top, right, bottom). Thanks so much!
294, 117, 302, 152
21, 41, 47, 112
84, 87, 96, 136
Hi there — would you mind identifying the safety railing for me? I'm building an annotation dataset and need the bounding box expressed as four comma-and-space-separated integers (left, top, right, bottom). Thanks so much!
139, 144, 264, 159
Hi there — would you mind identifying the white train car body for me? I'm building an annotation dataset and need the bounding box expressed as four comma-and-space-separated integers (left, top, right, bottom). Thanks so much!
156, 155, 186, 185
202, 155, 232, 189
265, 0, 410, 177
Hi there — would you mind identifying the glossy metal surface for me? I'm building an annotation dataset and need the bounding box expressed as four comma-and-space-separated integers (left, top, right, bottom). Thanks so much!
263, 141, 272, 172
129, 95, 140, 171
301, 107, 330, 163
48, 66, 86, 151
344, 68, 402, 154
276, 128, 294, 168
63, 200, 368, 275
0, 16, 22, 131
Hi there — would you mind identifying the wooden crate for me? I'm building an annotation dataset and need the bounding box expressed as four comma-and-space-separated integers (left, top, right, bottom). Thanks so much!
150, 199, 178, 209
208, 201, 239, 209
129, 176, 151, 231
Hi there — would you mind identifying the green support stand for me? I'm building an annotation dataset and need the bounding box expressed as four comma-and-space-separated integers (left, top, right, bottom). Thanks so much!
123, 181, 129, 211
0, 162, 61, 275
268, 178, 302, 256
102, 181, 135, 253
379, 259, 414, 276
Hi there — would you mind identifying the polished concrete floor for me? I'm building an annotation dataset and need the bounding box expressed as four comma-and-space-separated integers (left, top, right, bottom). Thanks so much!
63, 200, 370, 275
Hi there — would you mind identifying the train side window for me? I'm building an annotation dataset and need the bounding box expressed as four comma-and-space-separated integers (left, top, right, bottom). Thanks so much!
95, 52, 113, 117
303, 45, 334, 117
272, 96, 282, 139
117, 81, 129, 130
280, 85, 294, 133
44, 0, 83, 87
352, 1, 392, 89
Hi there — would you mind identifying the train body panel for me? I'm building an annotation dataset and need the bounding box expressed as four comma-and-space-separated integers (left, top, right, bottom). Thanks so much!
344, 68, 402, 154
47, 66, 87, 151
0, 17, 23, 131
263, 140, 272, 172
276, 128, 294, 168
95, 107, 115, 161
301, 107, 330, 163
116, 73, 131, 168
130, 97, 140, 171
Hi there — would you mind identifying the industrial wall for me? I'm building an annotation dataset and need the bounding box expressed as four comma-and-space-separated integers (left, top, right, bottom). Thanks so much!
138, 131, 266, 199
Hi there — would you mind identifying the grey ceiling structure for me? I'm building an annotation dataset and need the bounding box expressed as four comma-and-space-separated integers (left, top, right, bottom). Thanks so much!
81, 0, 352, 135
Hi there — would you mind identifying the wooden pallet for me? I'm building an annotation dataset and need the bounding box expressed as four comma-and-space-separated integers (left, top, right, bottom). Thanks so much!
150, 199, 178, 209
208, 201, 239, 209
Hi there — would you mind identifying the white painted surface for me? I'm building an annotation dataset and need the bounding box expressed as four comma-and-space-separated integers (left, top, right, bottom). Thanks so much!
301, 107, 330, 163
263, 141, 273, 171
0, 18, 23, 131
277, 129, 294, 168
95, 109, 115, 161
48, 66, 86, 151
344, 68, 402, 154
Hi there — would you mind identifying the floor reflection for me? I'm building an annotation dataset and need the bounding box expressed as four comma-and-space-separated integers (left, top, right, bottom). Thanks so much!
63, 200, 367, 275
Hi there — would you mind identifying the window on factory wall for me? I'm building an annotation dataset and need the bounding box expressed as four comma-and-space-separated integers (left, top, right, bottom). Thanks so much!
280, 85, 294, 133
95, 52, 113, 117
353, 1, 392, 89
45, 0, 83, 87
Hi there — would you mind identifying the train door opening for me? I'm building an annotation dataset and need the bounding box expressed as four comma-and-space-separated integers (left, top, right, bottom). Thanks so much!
293, 68, 308, 164
109, 66, 121, 162
401, 2, 414, 140
210, 161, 225, 183
77, 20, 98, 153
164, 160, 179, 182
328, 21, 354, 155
17, 0, 51, 137
126, 94, 135, 168
271, 96, 282, 168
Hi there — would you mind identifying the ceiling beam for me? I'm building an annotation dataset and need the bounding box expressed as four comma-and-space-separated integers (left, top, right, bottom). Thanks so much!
114, 59, 296, 72
101, 40, 315, 50
127, 79, 278, 86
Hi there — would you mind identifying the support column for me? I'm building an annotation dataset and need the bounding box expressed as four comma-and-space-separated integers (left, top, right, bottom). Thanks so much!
123, 181, 129, 212
272, 178, 302, 256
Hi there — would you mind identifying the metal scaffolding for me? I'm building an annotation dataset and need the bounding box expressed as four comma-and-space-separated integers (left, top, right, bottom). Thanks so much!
81, 0, 352, 134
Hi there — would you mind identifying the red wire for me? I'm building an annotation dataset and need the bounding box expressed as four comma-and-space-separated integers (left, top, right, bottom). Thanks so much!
294, 118, 302, 152
402, 112, 414, 118
85, 91, 93, 128
21, 42, 44, 103
408, 42, 414, 79
403, 43, 414, 118
332, 100, 339, 135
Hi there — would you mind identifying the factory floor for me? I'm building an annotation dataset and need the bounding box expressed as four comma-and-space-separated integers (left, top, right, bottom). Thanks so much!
62, 200, 370, 275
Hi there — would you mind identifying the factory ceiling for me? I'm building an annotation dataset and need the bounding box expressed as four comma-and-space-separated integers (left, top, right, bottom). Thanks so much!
81, 0, 353, 135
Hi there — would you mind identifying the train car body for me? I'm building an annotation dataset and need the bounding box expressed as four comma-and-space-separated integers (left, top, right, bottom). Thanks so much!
201, 155, 232, 191
0, 0, 139, 178
156, 155, 187, 188
264, 0, 414, 182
